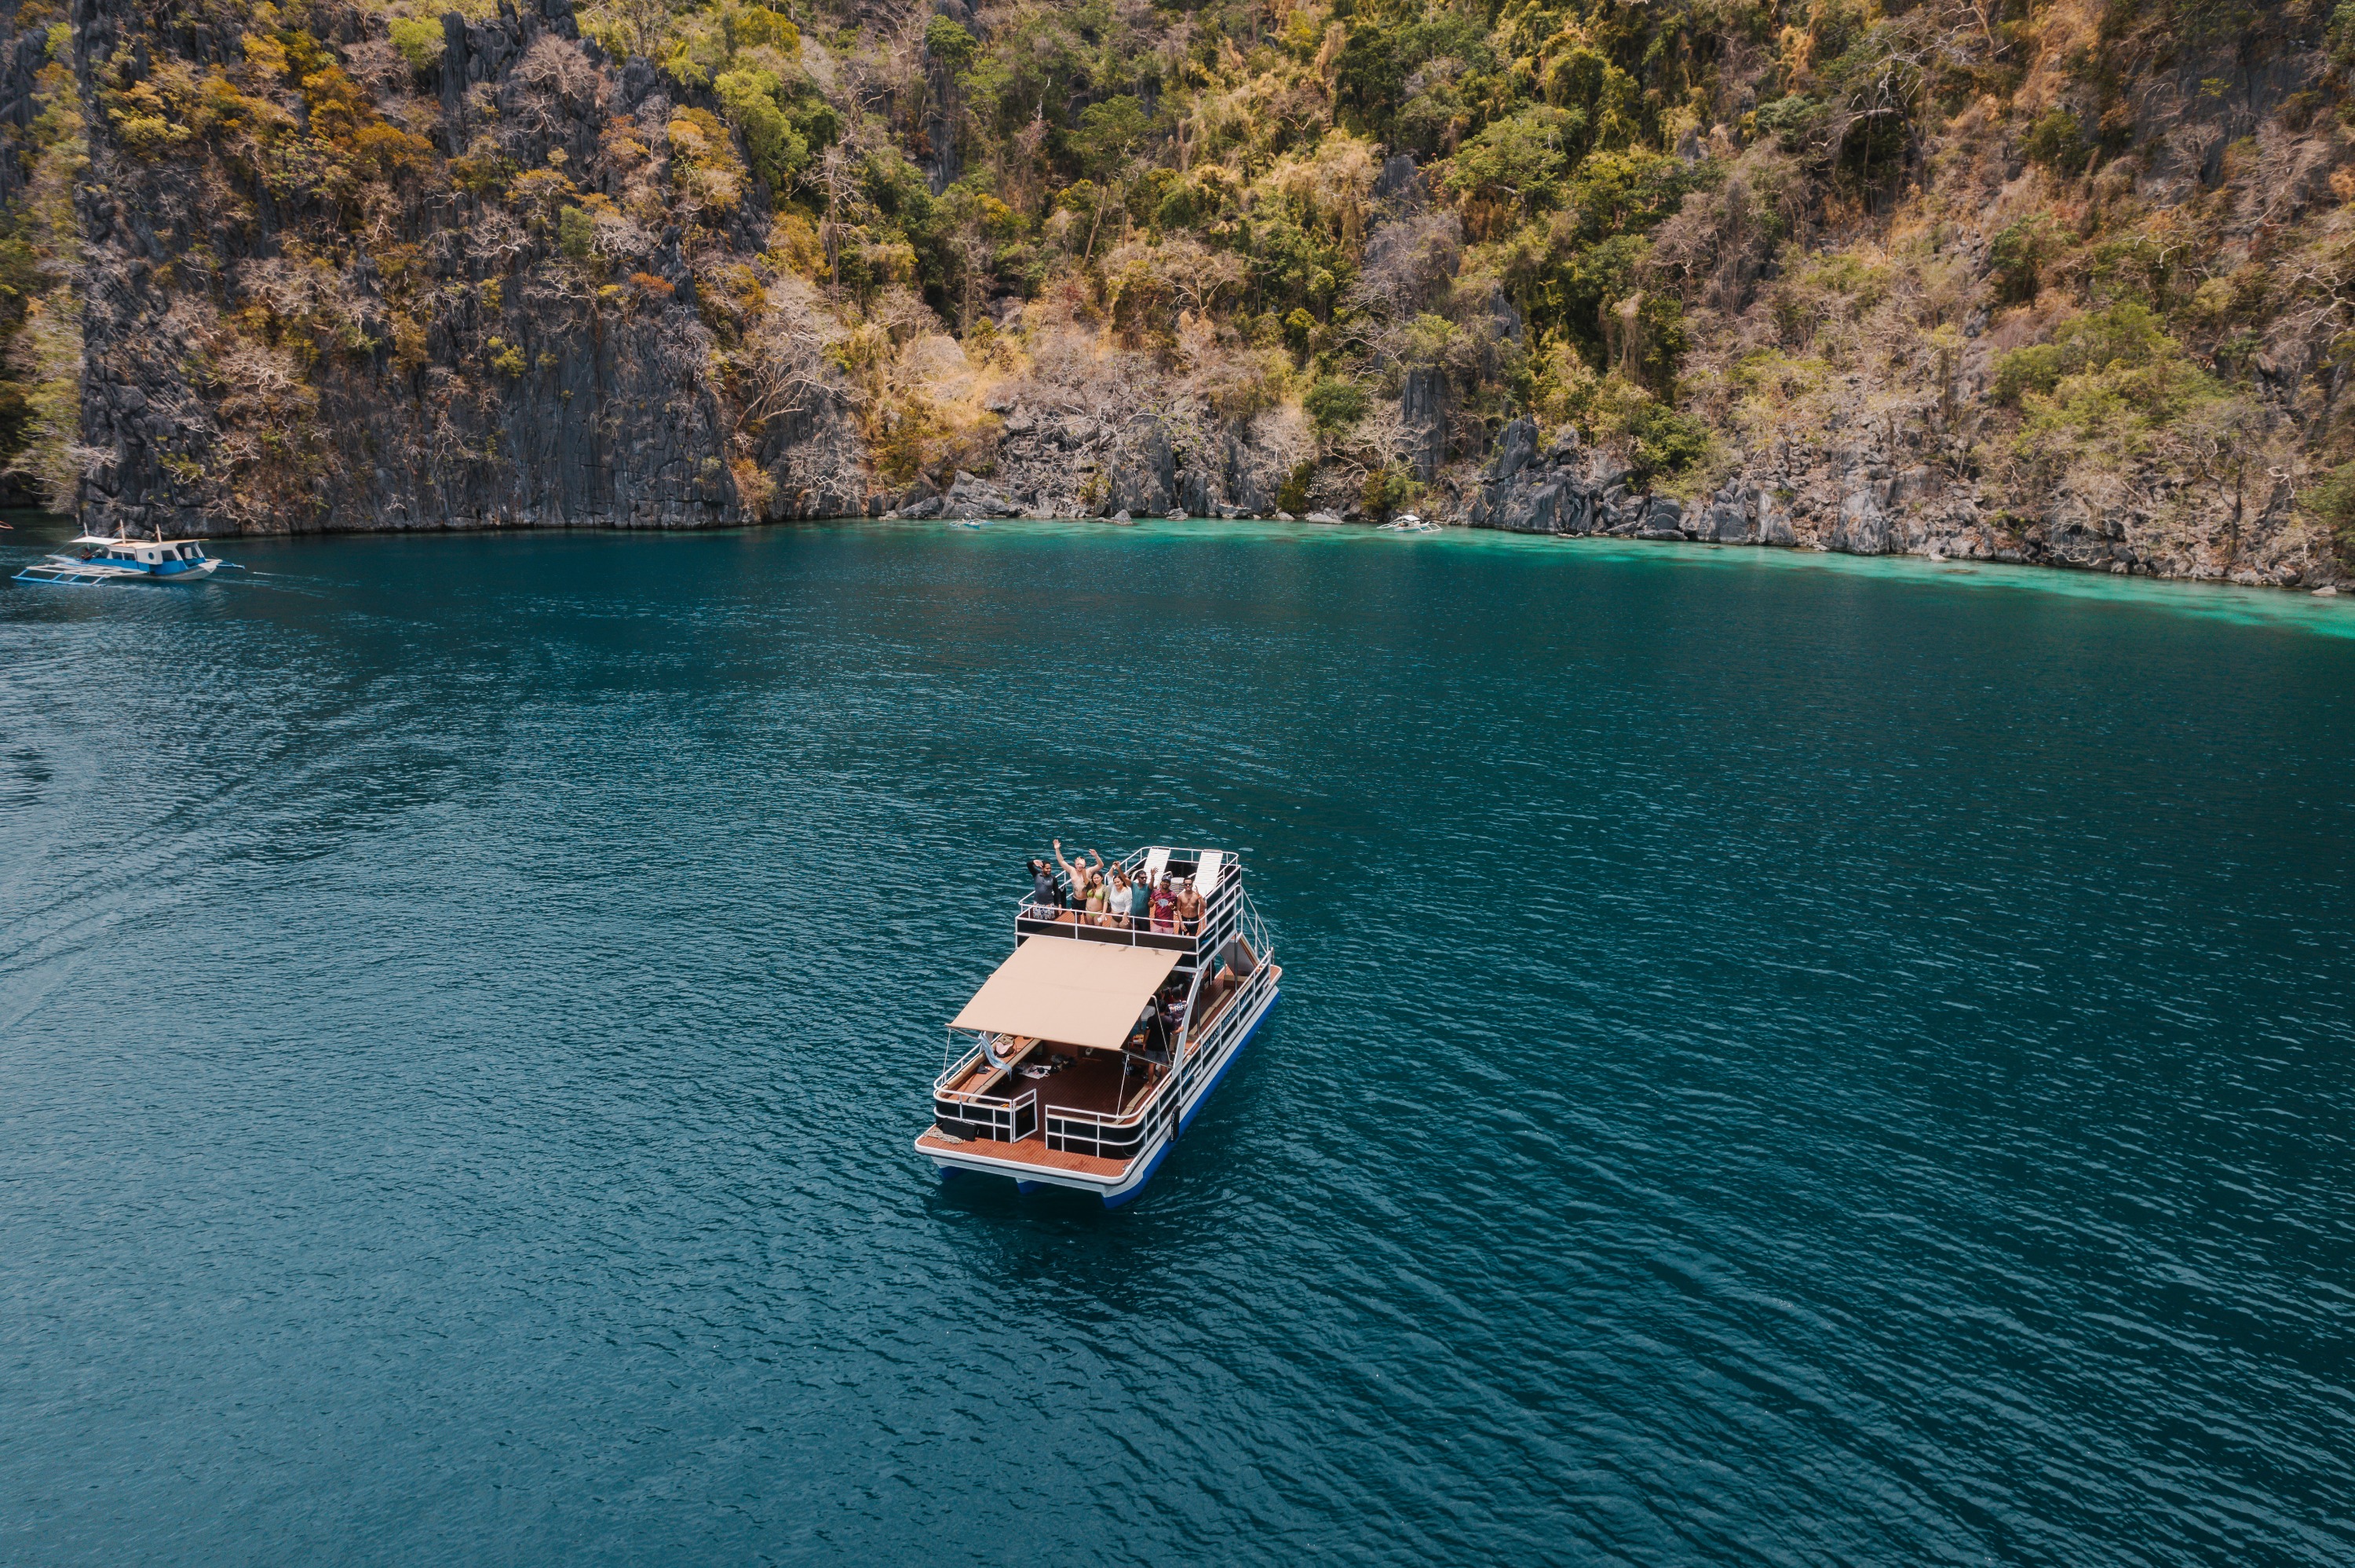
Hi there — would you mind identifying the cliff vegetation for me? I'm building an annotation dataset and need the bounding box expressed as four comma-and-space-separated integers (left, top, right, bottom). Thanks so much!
2, 0, 2353, 582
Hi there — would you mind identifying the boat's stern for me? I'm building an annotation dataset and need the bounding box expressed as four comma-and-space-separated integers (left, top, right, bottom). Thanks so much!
915, 1125, 1157, 1205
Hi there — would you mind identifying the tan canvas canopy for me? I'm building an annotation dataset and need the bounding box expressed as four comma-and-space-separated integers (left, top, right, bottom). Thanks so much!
951, 938, 1181, 1050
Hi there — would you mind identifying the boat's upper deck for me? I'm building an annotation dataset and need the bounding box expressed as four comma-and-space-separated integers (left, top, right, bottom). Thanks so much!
1016, 844, 1251, 964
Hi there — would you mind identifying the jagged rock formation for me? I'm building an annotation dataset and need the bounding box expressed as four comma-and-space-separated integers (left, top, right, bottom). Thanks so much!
63, 0, 869, 535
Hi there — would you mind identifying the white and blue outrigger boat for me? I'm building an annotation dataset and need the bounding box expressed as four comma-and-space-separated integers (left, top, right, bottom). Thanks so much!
918, 846, 1280, 1207
14, 534, 227, 585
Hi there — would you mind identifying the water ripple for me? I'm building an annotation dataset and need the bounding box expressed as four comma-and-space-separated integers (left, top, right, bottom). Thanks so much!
2, 521, 2352, 1565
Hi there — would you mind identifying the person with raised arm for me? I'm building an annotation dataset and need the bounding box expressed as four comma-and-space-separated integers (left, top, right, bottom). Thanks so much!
1053, 840, 1102, 923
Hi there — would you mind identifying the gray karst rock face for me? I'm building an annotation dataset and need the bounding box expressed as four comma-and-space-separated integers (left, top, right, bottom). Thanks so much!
1699, 481, 1755, 543
1469, 418, 1557, 532
1371, 153, 1426, 207
945, 472, 1025, 518
1554, 484, 1594, 536
1488, 418, 1538, 484
1400, 366, 1448, 482
70, 0, 816, 537
1221, 434, 1272, 515
1177, 467, 1212, 516
1107, 421, 1176, 517
1831, 490, 1890, 556
1639, 495, 1686, 538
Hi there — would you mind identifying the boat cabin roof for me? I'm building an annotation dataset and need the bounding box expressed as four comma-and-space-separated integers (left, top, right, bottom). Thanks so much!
70, 534, 205, 549
951, 937, 1181, 1049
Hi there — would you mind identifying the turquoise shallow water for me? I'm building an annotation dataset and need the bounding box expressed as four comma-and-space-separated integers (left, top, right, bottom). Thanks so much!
3, 518, 2353, 1566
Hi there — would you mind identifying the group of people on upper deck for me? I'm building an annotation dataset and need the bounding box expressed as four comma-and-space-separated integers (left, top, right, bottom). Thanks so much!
1027, 841, 1207, 933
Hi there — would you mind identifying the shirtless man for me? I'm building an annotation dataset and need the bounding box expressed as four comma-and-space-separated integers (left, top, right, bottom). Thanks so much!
1052, 840, 1102, 924
1173, 876, 1205, 935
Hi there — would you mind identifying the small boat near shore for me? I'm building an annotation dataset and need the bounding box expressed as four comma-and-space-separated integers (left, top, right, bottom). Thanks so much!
14, 534, 228, 586
917, 844, 1280, 1207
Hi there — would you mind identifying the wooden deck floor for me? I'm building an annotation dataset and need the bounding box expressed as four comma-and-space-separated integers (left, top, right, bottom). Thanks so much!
948, 1044, 1155, 1116
916, 1127, 1130, 1179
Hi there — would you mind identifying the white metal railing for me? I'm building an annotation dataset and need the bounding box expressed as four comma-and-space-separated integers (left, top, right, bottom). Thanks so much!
1039, 954, 1276, 1158
934, 1044, 987, 1096
937, 1032, 1164, 1150
1017, 904, 1203, 940
1017, 847, 1244, 943
931, 1053, 1038, 1143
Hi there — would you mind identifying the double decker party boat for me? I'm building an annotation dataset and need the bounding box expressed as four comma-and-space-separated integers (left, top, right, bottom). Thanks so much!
916, 846, 1280, 1208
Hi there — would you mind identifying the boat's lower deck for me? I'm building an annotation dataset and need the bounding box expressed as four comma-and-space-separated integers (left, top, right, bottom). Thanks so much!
922, 965, 1280, 1202
945, 1043, 1154, 1117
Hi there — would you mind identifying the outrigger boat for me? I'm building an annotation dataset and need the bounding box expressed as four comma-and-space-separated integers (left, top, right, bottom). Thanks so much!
917, 845, 1280, 1207
14, 534, 227, 586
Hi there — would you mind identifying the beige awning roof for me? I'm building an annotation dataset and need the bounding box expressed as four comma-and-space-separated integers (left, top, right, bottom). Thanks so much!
951, 937, 1181, 1050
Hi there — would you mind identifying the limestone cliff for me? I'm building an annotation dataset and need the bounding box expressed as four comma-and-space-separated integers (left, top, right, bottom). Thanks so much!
4, 0, 2353, 592
62, 0, 866, 534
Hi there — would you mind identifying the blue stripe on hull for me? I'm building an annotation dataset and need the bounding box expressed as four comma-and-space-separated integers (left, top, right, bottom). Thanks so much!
1177, 986, 1277, 1136
1102, 986, 1279, 1209
1104, 1141, 1176, 1209
13, 562, 217, 585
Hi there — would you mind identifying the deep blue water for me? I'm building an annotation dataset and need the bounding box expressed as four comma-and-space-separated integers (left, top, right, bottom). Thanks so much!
4, 519, 2353, 1566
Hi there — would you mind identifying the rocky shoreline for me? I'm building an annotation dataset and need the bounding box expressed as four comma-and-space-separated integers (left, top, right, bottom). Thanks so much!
863, 406, 2341, 592
1453, 419, 2339, 589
